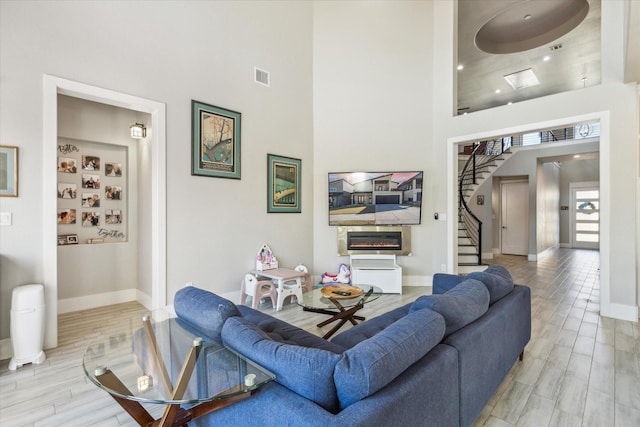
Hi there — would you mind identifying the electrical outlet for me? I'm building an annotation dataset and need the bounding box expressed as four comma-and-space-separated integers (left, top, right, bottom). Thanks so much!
441, 264, 447, 272
0, 212, 11, 226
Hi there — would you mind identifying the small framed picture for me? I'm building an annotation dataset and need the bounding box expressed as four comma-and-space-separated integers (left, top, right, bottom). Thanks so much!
82, 155, 100, 171
191, 100, 241, 180
58, 235, 67, 246
58, 183, 77, 199
58, 157, 77, 173
267, 154, 301, 213
105, 162, 122, 177
82, 174, 100, 189
105, 186, 122, 200
105, 209, 123, 224
477, 195, 485, 206
82, 211, 100, 227
66, 234, 79, 245
0, 145, 18, 197
57, 209, 77, 224
82, 192, 100, 208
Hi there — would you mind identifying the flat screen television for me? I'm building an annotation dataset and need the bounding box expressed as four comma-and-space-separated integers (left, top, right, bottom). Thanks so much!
328, 171, 423, 226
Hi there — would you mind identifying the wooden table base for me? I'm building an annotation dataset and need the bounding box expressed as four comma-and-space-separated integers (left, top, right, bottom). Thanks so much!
95, 317, 252, 427
304, 298, 366, 339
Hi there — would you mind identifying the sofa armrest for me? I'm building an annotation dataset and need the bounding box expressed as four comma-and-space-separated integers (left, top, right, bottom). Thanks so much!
432, 273, 465, 294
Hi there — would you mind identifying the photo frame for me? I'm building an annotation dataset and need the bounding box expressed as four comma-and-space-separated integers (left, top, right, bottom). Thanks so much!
477, 195, 485, 206
267, 154, 301, 213
0, 145, 18, 197
191, 100, 241, 179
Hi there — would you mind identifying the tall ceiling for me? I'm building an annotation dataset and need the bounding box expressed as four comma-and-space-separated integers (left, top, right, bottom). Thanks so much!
456, 0, 602, 115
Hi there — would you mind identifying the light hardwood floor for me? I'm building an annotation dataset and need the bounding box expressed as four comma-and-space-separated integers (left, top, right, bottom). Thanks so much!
0, 248, 638, 426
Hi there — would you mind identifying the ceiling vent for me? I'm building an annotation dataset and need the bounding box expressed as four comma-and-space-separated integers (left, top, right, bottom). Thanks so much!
504, 68, 540, 90
254, 67, 270, 87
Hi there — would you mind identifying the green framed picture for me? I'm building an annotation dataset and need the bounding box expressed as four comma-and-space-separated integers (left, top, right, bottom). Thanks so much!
267, 154, 301, 213
0, 145, 18, 197
191, 100, 241, 179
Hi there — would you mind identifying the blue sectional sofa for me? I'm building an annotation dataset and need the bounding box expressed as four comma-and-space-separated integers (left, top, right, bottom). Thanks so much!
174, 265, 531, 427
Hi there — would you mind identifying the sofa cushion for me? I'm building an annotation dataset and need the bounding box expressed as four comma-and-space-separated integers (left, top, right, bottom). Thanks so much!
333, 308, 445, 409
432, 273, 465, 294
221, 316, 342, 412
467, 264, 514, 305
410, 279, 490, 336
330, 303, 412, 348
174, 286, 240, 340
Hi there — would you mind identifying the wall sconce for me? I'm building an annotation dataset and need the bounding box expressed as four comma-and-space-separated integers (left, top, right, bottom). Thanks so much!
130, 123, 146, 139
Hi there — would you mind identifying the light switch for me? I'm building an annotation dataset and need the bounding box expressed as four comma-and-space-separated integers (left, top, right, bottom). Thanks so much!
0, 212, 11, 226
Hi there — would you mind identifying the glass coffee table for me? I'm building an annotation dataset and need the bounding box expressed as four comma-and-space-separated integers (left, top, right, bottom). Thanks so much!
83, 310, 274, 427
297, 284, 382, 339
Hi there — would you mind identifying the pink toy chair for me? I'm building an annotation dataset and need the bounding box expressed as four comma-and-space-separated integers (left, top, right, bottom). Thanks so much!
240, 274, 277, 309
294, 264, 314, 292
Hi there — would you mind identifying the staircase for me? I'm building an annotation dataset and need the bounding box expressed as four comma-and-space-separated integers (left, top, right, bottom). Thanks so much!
457, 140, 512, 272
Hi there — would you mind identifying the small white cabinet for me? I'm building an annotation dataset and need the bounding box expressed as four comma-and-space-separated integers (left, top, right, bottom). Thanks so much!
350, 254, 402, 294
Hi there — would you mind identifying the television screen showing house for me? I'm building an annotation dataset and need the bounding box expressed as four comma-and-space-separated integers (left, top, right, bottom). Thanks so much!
328, 171, 423, 225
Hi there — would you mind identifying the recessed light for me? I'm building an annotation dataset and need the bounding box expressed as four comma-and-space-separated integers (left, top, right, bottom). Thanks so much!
457, 64, 464, 71
507, 102, 513, 105
495, 89, 501, 94
543, 55, 551, 61
524, 14, 532, 21
573, 154, 581, 158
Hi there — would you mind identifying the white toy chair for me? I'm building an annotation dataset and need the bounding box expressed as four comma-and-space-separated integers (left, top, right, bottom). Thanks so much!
273, 274, 305, 312
240, 274, 277, 309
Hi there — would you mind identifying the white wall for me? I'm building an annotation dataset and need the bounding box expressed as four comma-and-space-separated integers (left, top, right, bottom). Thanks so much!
313, 1, 438, 284
536, 161, 560, 256
0, 0, 315, 344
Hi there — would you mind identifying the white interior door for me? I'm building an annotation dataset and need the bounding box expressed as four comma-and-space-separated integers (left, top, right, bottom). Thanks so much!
570, 183, 600, 249
500, 181, 529, 256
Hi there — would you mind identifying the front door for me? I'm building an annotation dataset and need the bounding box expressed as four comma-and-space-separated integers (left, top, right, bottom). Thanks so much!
500, 181, 529, 256
570, 183, 600, 249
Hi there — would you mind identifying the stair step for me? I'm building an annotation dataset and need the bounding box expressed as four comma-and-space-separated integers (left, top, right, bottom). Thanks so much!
458, 254, 479, 263
458, 246, 478, 254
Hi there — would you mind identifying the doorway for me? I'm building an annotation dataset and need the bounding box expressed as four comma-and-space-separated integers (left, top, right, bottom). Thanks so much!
43, 76, 167, 349
500, 181, 529, 256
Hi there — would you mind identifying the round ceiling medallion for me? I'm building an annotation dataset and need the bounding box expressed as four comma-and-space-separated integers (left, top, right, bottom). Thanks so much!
475, 0, 589, 54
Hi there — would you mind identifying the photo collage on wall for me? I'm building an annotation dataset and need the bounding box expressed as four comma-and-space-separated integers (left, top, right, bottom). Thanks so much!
57, 139, 126, 245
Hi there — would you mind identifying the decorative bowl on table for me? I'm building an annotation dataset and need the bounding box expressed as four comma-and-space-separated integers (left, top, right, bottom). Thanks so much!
320, 285, 363, 299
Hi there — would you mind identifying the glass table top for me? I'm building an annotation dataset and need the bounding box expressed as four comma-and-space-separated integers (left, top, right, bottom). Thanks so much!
82, 310, 274, 405
297, 284, 382, 310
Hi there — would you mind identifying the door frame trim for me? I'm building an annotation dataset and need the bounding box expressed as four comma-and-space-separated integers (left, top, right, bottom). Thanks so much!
43, 75, 167, 349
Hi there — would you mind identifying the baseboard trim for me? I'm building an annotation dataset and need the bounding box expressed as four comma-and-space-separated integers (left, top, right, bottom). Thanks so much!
601, 302, 639, 322
482, 252, 494, 260
58, 289, 143, 314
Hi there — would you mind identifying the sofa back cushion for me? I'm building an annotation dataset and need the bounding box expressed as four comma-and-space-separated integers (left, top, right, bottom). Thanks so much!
221, 316, 342, 412
174, 286, 240, 340
410, 278, 490, 336
333, 309, 445, 409
467, 264, 514, 305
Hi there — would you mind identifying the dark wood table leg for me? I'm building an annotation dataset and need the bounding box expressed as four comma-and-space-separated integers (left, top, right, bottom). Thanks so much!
96, 369, 155, 426
308, 298, 366, 339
